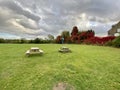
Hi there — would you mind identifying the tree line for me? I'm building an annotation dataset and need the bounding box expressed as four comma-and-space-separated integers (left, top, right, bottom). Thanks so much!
0, 38, 55, 44
0, 26, 119, 48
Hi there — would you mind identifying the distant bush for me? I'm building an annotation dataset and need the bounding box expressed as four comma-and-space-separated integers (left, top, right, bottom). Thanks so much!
0, 38, 5, 43
0, 38, 55, 44
112, 36, 120, 48
105, 41, 113, 46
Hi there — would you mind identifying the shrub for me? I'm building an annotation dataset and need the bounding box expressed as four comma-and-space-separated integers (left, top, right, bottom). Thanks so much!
0, 38, 5, 43
112, 36, 120, 48
105, 41, 113, 46
84, 36, 116, 45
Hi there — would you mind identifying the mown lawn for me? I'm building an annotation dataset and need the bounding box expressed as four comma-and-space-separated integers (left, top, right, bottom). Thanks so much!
0, 44, 120, 90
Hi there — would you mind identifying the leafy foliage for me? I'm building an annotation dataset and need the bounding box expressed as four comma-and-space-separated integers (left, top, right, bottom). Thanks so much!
56, 35, 62, 43
84, 36, 116, 45
112, 36, 120, 47
106, 36, 120, 48
61, 31, 70, 38
56, 26, 95, 44
48, 34, 54, 40
71, 26, 79, 36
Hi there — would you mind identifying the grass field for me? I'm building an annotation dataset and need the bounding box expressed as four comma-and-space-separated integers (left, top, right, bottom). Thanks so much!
0, 44, 120, 90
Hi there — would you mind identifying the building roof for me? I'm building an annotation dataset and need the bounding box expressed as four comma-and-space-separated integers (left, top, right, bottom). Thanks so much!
108, 21, 120, 36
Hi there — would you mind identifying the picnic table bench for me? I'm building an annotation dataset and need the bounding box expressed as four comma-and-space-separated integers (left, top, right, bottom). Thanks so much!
59, 46, 71, 53
26, 47, 43, 56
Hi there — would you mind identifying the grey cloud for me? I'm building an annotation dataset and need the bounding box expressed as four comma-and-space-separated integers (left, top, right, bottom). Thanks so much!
0, 0, 41, 37
0, 0, 120, 39
0, 0, 40, 22
17, 18, 40, 30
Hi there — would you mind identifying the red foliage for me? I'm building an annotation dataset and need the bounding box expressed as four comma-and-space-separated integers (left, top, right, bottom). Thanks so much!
56, 35, 62, 43
71, 30, 95, 43
84, 36, 116, 45
71, 35, 78, 42
56, 26, 95, 44
71, 26, 79, 36
65, 37, 72, 43
56, 26, 115, 45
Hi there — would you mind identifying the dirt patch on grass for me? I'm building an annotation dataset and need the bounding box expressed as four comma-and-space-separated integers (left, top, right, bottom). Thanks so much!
53, 82, 75, 90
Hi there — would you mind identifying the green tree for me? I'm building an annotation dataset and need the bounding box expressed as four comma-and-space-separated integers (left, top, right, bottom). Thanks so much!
61, 31, 70, 38
48, 34, 54, 40
0, 38, 5, 43
20, 38, 26, 43
61, 31, 70, 43
34, 38, 41, 43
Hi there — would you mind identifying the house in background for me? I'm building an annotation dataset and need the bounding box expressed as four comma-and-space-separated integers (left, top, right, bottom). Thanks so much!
108, 21, 120, 36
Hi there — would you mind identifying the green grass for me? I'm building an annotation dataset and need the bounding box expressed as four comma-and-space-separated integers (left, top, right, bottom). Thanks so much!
0, 44, 120, 90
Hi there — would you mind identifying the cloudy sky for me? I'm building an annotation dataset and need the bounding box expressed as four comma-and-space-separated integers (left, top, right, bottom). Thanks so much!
0, 0, 120, 39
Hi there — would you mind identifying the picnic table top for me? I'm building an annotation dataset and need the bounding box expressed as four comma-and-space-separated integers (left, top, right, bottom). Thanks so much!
30, 47, 39, 50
